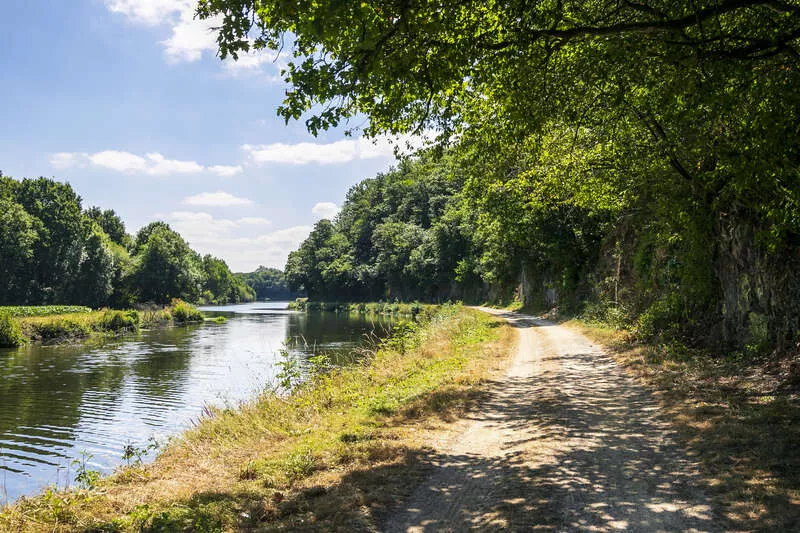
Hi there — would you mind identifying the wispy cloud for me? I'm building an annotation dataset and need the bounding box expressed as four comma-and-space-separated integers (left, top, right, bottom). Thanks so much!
50, 150, 237, 177
237, 217, 272, 225
105, 0, 281, 77
160, 210, 310, 271
208, 165, 243, 177
242, 134, 429, 165
50, 152, 88, 169
104, 0, 186, 26
182, 191, 253, 207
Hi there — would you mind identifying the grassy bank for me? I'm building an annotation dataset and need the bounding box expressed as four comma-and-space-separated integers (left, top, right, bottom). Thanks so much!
0, 305, 515, 532
0, 300, 206, 347
288, 299, 426, 317
566, 319, 800, 531
16, 309, 141, 343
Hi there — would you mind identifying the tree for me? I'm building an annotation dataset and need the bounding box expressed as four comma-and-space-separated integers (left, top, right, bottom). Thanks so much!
200, 255, 255, 304
14, 177, 87, 303
73, 223, 116, 308
239, 266, 297, 300
199, 0, 800, 136
85, 206, 132, 249
0, 196, 41, 304
130, 224, 204, 304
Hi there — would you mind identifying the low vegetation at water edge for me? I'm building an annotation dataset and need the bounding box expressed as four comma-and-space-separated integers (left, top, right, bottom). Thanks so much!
0, 305, 515, 531
288, 299, 425, 317
0, 301, 206, 347
0, 306, 92, 317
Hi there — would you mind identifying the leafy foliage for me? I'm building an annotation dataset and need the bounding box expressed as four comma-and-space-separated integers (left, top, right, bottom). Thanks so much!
203, 0, 800, 351
0, 311, 23, 347
0, 175, 256, 307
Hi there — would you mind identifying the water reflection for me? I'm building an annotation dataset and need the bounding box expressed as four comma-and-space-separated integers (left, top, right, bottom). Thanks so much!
0, 302, 391, 504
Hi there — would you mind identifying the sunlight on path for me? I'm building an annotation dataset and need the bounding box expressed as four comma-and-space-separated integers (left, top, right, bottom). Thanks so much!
382, 309, 720, 532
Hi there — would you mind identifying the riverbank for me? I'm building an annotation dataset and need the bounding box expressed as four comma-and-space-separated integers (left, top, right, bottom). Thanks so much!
0, 304, 515, 531
0, 301, 206, 347
564, 318, 800, 530
288, 299, 424, 316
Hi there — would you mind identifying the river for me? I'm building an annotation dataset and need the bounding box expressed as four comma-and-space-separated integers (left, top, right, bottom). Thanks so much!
0, 302, 392, 505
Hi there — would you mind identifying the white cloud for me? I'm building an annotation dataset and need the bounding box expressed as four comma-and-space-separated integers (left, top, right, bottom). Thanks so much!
182, 191, 253, 207
237, 217, 272, 225
89, 150, 149, 173
222, 50, 280, 72
104, 0, 188, 26
104, 0, 281, 76
208, 164, 243, 177
160, 210, 310, 271
311, 202, 340, 220
146, 152, 204, 175
50, 150, 238, 177
242, 134, 428, 166
105, 0, 219, 63
162, 9, 221, 62
50, 152, 88, 169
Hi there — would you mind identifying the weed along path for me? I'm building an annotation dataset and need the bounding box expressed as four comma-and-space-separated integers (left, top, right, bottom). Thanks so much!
383, 309, 720, 532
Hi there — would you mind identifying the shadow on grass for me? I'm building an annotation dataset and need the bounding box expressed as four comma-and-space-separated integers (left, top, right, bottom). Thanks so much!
651, 362, 800, 530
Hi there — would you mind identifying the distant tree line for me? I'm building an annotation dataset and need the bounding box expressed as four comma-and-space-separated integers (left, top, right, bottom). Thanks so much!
238, 266, 297, 300
0, 174, 255, 307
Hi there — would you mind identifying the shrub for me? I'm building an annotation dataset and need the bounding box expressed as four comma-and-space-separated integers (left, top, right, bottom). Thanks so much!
31, 318, 92, 341
0, 311, 23, 347
97, 310, 140, 333
171, 300, 204, 323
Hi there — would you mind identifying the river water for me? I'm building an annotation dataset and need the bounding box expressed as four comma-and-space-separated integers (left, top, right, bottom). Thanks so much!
0, 302, 392, 505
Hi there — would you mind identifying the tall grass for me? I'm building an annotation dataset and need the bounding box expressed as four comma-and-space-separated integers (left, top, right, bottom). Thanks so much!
17, 310, 140, 343
0, 311, 23, 347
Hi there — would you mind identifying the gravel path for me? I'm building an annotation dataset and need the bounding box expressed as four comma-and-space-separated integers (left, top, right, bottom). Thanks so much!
382, 309, 721, 532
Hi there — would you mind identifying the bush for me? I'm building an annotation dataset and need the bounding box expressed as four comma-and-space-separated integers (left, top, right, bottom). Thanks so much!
97, 310, 140, 333
171, 300, 204, 323
0, 312, 23, 347
30, 318, 91, 341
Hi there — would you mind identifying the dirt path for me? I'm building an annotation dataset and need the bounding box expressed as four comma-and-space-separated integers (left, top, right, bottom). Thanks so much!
382, 309, 720, 532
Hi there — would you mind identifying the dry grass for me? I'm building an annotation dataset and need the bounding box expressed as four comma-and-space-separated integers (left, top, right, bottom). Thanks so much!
0, 305, 515, 532
567, 319, 800, 532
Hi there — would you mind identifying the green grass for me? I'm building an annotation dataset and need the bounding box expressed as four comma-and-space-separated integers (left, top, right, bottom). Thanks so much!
17, 310, 141, 343
5, 301, 205, 346
0, 305, 92, 317
0, 305, 515, 532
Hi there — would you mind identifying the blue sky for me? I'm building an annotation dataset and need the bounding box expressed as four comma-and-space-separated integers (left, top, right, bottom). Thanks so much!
0, 0, 406, 272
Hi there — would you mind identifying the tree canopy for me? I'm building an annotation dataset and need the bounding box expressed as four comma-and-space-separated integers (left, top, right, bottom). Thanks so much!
0, 175, 256, 307
202, 1, 799, 352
